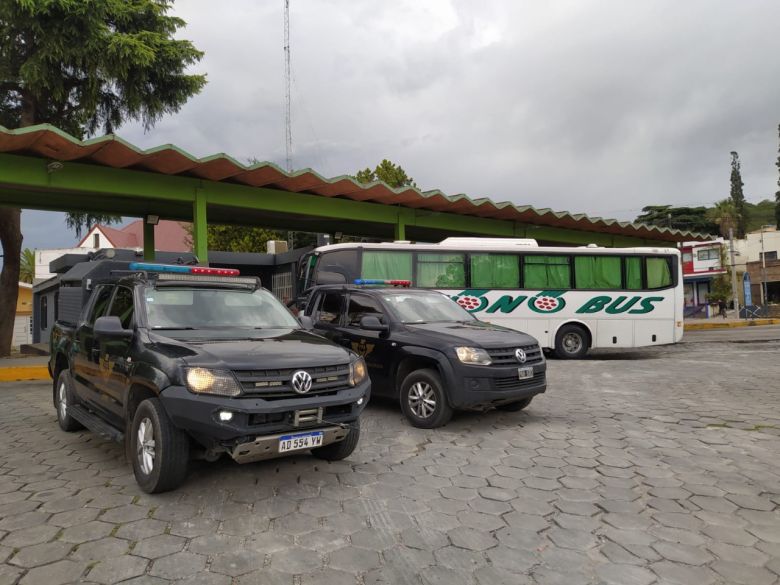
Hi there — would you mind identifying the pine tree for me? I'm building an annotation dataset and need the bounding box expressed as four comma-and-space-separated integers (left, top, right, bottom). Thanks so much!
729, 151, 747, 238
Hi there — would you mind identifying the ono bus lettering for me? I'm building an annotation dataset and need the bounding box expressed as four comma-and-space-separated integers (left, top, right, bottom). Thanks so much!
454, 291, 665, 315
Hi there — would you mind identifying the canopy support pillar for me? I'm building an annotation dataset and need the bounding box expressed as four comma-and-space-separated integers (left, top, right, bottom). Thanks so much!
193, 189, 208, 263
143, 221, 156, 261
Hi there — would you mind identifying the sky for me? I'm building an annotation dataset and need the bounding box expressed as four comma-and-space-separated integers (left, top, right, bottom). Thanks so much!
19, 0, 780, 251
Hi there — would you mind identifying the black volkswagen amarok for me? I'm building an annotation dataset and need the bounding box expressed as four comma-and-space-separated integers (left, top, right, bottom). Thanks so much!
49, 261, 370, 493
303, 283, 546, 428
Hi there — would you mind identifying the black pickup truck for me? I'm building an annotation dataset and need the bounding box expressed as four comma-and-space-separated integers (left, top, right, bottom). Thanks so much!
303, 284, 546, 428
49, 260, 369, 493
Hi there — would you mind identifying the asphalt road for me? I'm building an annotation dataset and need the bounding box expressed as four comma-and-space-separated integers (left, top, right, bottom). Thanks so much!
0, 332, 778, 585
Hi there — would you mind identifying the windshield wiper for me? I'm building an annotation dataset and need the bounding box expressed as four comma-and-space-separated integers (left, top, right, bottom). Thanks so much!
152, 326, 198, 330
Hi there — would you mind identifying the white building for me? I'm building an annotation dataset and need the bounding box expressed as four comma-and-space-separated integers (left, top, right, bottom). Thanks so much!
732, 226, 780, 271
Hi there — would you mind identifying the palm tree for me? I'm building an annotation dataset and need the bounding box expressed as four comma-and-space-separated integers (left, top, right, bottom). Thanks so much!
706, 199, 738, 237
19, 248, 36, 284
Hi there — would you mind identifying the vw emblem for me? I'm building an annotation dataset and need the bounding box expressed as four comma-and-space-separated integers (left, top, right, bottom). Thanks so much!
291, 370, 313, 394
515, 348, 527, 364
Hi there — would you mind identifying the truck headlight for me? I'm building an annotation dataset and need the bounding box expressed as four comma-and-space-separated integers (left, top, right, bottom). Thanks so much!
349, 358, 367, 386
455, 347, 492, 365
185, 368, 242, 397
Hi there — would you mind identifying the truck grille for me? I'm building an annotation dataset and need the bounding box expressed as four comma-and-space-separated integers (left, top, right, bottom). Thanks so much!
494, 372, 546, 391
234, 364, 351, 399
486, 344, 543, 366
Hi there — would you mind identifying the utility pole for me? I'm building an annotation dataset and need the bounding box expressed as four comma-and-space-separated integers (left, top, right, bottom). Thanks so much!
283, 0, 292, 172
729, 228, 740, 318
760, 225, 769, 308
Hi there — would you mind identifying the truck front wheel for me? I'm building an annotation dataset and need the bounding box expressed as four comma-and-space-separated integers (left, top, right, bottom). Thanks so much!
400, 369, 454, 428
312, 418, 361, 461
55, 369, 84, 432
131, 398, 190, 493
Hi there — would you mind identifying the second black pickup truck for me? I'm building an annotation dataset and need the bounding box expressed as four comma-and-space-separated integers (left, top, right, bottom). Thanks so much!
303, 283, 547, 428
49, 260, 370, 493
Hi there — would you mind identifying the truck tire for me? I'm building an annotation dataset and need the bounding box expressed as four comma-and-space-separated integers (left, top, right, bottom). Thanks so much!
554, 324, 590, 359
55, 369, 84, 432
400, 369, 454, 428
131, 398, 190, 493
496, 397, 533, 412
312, 418, 361, 461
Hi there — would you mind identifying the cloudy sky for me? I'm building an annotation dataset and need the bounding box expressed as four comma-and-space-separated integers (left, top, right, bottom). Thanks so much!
21, 0, 780, 250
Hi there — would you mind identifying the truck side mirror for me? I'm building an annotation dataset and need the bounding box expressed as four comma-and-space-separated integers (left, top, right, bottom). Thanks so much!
360, 315, 387, 331
299, 315, 314, 330
93, 316, 133, 340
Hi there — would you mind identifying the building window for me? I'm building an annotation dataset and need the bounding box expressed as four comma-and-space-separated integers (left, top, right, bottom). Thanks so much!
696, 248, 719, 261
93, 233, 100, 248
40, 296, 48, 330
760, 251, 778, 262
682, 252, 693, 263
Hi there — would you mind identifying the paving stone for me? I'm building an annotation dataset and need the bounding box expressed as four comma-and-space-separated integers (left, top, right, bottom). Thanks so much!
9, 541, 73, 568
60, 520, 114, 543
650, 561, 718, 585
149, 551, 206, 579
270, 546, 322, 573
210, 550, 266, 576
87, 555, 149, 584
448, 526, 498, 551
420, 565, 474, 585
546, 527, 597, 550
596, 563, 656, 585
18, 559, 87, 585
133, 534, 186, 559
188, 533, 243, 555
710, 560, 777, 585
329, 546, 381, 572
652, 541, 713, 565
1, 524, 59, 548
71, 536, 130, 561
173, 573, 232, 585
236, 570, 292, 585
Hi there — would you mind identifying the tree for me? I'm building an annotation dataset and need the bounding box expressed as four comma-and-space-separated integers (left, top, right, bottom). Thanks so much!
183, 223, 284, 254
634, 205, 718, 235
729, 151, 747, 237
706, 199, 738, 237
355, 159, 417, 188
0, 0, 206, 356
19, 248, 35, 284
775, 124, 780, 229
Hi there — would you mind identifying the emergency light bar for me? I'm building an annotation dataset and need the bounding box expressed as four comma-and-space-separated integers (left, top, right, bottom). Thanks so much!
354, 279, 411, 287
129, 262, 240, 276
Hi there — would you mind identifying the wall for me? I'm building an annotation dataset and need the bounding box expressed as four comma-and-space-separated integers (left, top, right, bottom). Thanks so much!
35, 248, 94, 281
732, 227, 780, 272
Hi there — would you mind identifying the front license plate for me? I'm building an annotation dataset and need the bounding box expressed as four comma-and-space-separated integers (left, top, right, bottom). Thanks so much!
279, 431, 324, 453
518, 367, 533, 380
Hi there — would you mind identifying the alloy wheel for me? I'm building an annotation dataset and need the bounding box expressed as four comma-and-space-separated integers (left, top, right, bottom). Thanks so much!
408, 382, 437, 419
137, 418, 156, 475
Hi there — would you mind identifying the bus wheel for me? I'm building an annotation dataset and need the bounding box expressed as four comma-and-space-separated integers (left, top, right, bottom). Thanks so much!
554, 324, 589, 359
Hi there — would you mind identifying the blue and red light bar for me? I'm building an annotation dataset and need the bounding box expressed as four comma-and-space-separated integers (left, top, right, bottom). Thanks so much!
354, 279, 411, 287
129, 262, 240, 276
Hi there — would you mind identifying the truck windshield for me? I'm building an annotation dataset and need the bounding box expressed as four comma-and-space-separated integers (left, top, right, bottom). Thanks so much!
382, 292, 476, 324
145, 287, 300, 330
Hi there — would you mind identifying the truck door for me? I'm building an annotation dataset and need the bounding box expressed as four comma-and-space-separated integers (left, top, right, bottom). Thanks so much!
308, 290, 346, 345
337, 293, 393, 395
72, 284, 114, 405
96, 285, 135, 424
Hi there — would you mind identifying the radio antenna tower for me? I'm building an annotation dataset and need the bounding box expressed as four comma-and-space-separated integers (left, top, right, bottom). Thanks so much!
283, 0, 292, 172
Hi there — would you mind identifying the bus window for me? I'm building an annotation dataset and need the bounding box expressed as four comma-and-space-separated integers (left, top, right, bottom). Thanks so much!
647, 257, 673, 289
362, 251, 413, 281
416, 253, 466, 288
470, 254, 520, 288
625, 256, 643, 290
574, 256, 621, 289
524, 255, 570, 289
316, 250, 359, 285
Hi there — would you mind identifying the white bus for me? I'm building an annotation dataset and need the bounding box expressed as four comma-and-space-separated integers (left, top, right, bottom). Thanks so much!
297, 238, 683, 358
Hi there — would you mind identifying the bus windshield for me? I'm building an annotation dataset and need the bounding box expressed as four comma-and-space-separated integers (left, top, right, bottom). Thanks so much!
382, 292, 475, 324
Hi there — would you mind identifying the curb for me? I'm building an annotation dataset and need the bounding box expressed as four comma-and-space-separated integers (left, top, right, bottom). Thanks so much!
0, 366, 50, 382
685, 318, 780, 331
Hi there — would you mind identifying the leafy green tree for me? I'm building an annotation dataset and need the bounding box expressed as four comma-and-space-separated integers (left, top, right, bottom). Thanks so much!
355, 159, 417, 188
19, 248, 35, 284
634, 205, 718, 235
183, 223, 283, 254
775, 124, 780, 229
0, 0, 205, 355
706, 199, 738, 237
730, 151, 747, 237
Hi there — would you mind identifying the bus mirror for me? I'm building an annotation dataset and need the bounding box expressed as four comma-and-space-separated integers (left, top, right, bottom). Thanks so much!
299, 315, 314, 330
315, 271, 346, 285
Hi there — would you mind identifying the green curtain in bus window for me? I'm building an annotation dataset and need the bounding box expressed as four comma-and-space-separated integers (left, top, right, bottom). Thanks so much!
362, 251, 413, 281
625, 256, 642, 289
416, 253, 466, 288
524, 256, 570, 289
574, 256, 621, 289
647, 257, 672, 288
471, 254, 519, 288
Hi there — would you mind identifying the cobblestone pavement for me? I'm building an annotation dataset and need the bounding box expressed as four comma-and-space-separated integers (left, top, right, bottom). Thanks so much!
0, 337, 779, 585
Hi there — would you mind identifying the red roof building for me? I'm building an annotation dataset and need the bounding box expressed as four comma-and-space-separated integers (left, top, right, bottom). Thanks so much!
77, 220, 190, 253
